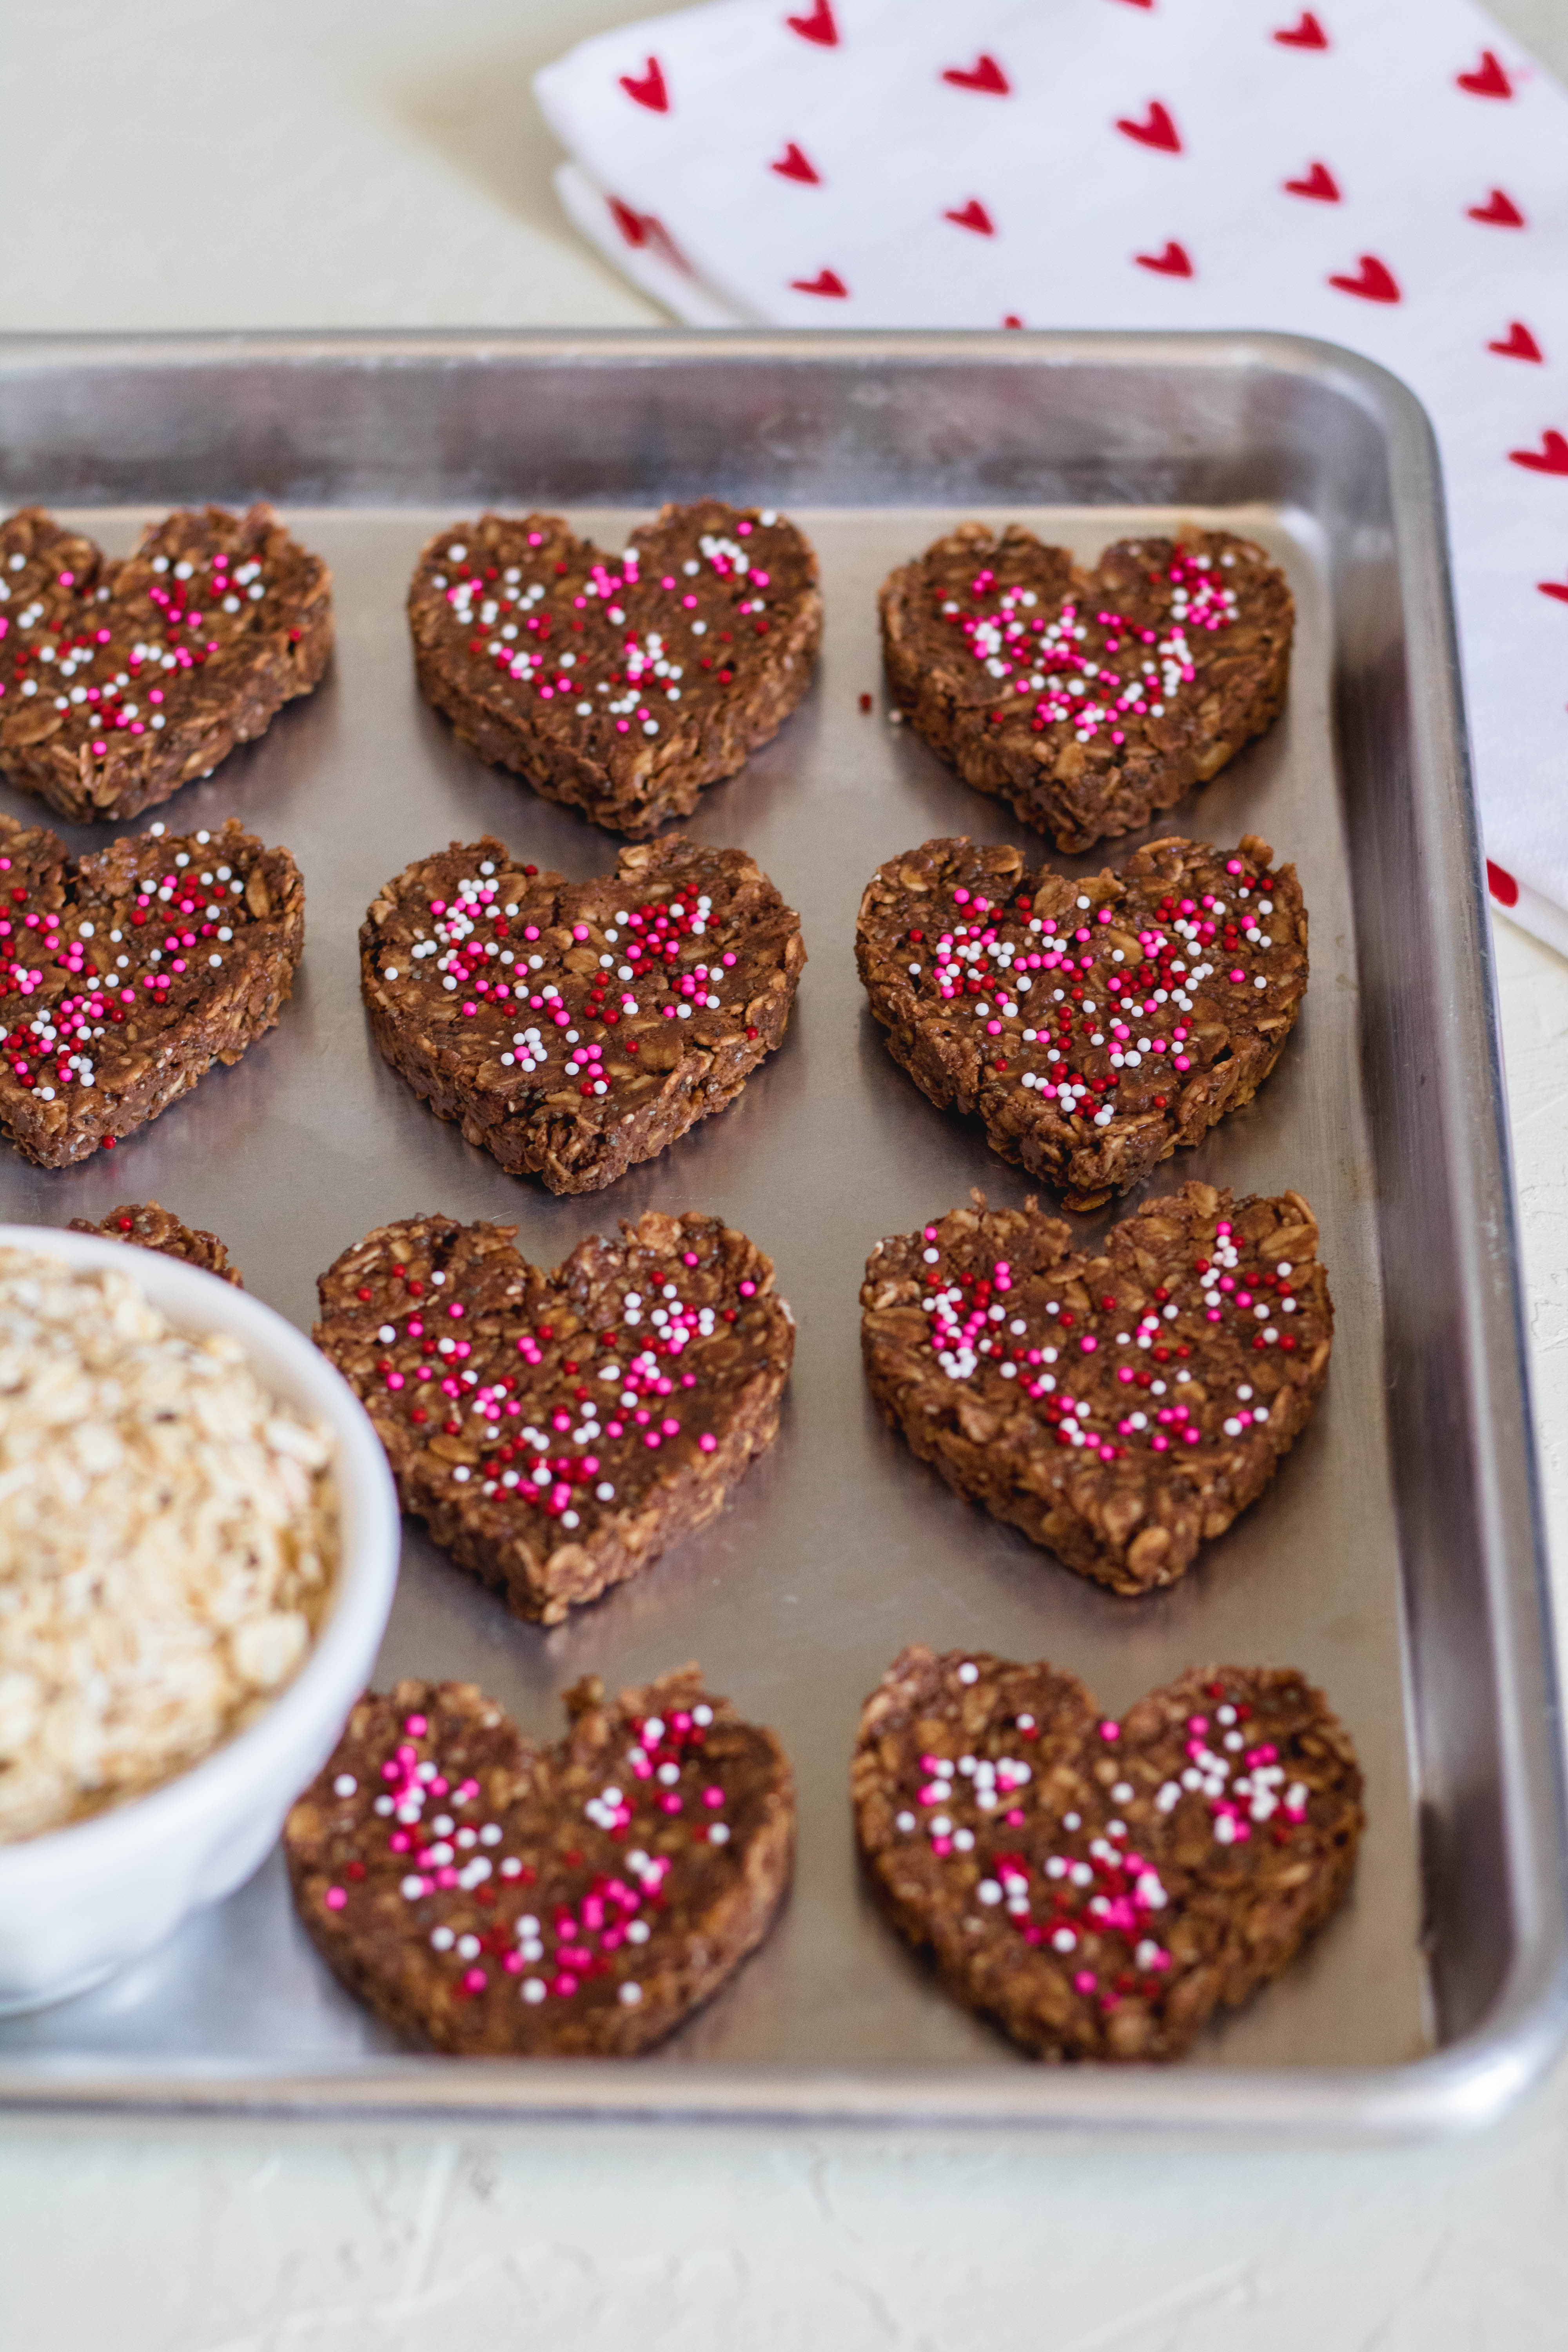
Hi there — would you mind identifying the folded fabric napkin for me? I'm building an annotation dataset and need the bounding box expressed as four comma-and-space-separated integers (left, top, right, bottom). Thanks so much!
536, 0, 1568, 949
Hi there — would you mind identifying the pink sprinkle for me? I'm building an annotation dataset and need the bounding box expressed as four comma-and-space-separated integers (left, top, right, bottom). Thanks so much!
324, 1887, 347, 1910
462, 1968, 487, 1994
1100, 1720, 1120, 1741
698, 1432, 717, 1453
405, 1714, 428, 1736
1073, 1971, 1097, 1994
572, 923, 590, 940
1079, 1335, 1097, 1354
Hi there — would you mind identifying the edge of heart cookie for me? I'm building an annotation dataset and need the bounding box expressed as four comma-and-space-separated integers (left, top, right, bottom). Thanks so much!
359, 834, 804, 1196
0, 505, 333, 824
852, 1644, 1364, 2062
0, 813, 304, 1169
285, 1665, 796, 2054
407, 502, 823, 837
314, 1209, 795, 1624
66, 1200, 243, 1284
877, 526, 1293, 854
856, 832, 1308, 1211
860, 1182, 1334, 1593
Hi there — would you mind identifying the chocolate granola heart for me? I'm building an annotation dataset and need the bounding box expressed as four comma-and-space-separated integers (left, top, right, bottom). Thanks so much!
361, 833, 804, 1194
0, 504, 332, 823
315, 1207, 795, 1624
66, 1199, 242, 1283
856, 832, 1307, 1212
879, 526, 1294, 853
853, 1645, 1362, 2062
0, 813, 303, 1168
286, 1664, 795, 2055
861, 1181, 1333, 1595
408, 500, 821, 836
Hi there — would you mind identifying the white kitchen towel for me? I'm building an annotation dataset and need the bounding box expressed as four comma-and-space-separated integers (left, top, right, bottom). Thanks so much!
535, 0, 1568, 949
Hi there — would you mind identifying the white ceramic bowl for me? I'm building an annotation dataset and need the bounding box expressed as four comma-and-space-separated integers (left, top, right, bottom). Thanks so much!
0, 1223, 399, 2012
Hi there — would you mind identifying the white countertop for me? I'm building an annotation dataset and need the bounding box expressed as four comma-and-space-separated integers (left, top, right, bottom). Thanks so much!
4, 5, 1568, 2344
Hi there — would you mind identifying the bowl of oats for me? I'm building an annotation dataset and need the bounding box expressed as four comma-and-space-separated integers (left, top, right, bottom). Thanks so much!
0, 1225, 399, 2011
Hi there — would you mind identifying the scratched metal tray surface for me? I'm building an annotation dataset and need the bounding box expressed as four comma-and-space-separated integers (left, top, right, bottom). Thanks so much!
0, 330, 1561, 2133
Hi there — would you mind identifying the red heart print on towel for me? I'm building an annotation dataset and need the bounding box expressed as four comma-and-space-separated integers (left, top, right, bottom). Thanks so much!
771, 142, 820, 184
945, 200, 995, 236
1274, 12, 1328, 47
1511, 432, 1568, 477
1538, 579, 1568, 607
1284, 162, 1339, 201
619, 57, 668, 112
1487, 859, 1520, 906
1457, 50, 1512, 98
1328, 255, 1399, 303
1490, 323, 1544, 363
1117, 101, 1181, 152
786, 0, 838, 43
1136, 241, 1192, 277
942, 54, 1011, 96
1468, 189, 1525, 227
791, 268, 848, 297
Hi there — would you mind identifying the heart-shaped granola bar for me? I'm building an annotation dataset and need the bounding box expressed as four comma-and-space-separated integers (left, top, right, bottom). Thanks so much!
853, 1646, 1362, 2062
67, 1199, 242, 1283
879, 526, 1294, 853
408, 500, 821, 836
857, 832, 1307, 1211
286, 1665, 795, 2055
362, 834, 804, 1194
0, 504, 332, 822
0, 813, 303, 1168
316, 1208, 794, 1624
862, 1182, 1332, 1594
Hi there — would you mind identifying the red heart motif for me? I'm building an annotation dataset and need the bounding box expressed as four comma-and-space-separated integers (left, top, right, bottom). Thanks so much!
944, 199, 995, 236
1135, 240, 1192, 277
1468, 188, 1525, 227
619, 56, 668, 112
771, 142, 820, 184
790, 268, 848, 297
1458, 49, 1512, 97
942, 54, 1010, 95
1117, 100, 1181, 152
1283, 161, 1339, 201
1328, 254, 1399, 303
1002, 314, 1025, 329
606, 200, 689, 276
1510, 431, 1568, 477
1487, 859, 1520, 906
1539, 581, 1568, 607
786, 0, 838, 42
1110, 0, 1154, 8
1274, 11, 1328, 46
1489, 322, 1544, 363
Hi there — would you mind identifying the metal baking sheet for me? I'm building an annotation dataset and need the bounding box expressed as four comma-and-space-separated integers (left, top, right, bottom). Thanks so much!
0, 330, 1561, 2134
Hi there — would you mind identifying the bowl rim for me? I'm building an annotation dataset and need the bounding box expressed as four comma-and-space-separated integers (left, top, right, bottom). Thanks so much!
0, 1221, 399, 1884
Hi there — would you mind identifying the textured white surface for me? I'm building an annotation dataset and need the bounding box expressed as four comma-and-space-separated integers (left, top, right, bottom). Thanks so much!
3, 4, 1568, 2344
